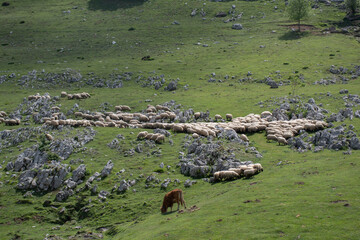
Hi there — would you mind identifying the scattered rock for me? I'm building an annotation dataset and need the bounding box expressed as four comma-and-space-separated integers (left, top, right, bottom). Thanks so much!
100, 160, 114, 178
232, 23, 243, 30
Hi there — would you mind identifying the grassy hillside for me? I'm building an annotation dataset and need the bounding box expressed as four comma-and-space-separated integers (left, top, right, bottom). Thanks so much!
0, 0, 359, 239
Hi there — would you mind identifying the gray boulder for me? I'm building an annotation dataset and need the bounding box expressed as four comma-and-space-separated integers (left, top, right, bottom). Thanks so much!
72, 164, 86, 182
232, 23, 243, 30
101, 160, 114, 178
117, 180, 130, 192
355, 110, 360, 118
349, 137, 360, 150
165, 81, 177, 91
55, 190, 72, 202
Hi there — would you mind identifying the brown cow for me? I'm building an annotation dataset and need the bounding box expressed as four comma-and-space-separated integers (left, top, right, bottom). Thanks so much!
161, 189, 186, 214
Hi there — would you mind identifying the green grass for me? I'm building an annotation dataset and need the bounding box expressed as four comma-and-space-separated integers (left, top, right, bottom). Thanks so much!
0, 0, 360, 239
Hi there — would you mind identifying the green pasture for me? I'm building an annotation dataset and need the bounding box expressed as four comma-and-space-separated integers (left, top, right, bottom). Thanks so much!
0, 0, 360, 239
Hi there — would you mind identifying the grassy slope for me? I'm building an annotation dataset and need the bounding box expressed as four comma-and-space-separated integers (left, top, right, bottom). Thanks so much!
0, 0, 360, 239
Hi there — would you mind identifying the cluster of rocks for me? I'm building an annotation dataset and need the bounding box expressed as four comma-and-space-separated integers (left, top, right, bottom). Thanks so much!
135, 74, 178, 91
7, 92, 61, 124
17, 162, 69, 192
179, 137, 255, 178
84, 72, 130, 88
288, 125, 360, 152
0, 69, 131, 89
342, 94, 360, 107
206, 72, 292, 89
16, 69, 83, 89
258, 97, 329, 121
314, 65, 360, 85
0, 127, 62, 153
327, 108, 354, 122
49, 127, 96, 160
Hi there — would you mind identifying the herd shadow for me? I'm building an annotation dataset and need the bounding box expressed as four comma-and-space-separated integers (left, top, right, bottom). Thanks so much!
88, 0, 148, 11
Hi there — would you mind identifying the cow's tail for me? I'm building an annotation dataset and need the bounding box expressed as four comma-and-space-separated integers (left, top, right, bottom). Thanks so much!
180, 190, 186, 209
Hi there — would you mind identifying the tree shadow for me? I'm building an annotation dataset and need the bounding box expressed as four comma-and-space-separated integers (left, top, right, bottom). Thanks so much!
88, 0, 148, 11
278, 31, 310, 40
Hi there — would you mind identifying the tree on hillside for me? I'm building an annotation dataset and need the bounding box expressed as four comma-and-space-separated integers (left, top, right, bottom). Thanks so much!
287, 0, 310, 32
345, 0, 359, 16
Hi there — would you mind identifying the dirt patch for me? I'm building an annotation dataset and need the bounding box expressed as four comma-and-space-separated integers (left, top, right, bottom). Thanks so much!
33, 215, 44, 223
330, 200, 348, 204
243, 199, 261, 203
295, 182, 305, 185
280, 24, 317, 31
14, 217, 29, 224
178, 205, 200, 214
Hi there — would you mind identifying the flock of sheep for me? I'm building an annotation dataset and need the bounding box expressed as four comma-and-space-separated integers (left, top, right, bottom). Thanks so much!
27, 93, 51, 101
2, 93, 329, 148
0, 111, 20, 126
0, 111, 21, 126
137, 131, 166, 143
214, 163, 263, 181
61, 91, 91, 100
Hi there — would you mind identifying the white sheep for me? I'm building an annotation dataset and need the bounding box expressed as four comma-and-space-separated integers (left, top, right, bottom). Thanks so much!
260, 111, 272, 118
214, 114, 222, 121
172, 125, 184, 133
137, 131, 148, 139
60, 91, 67, 97
194, 112, 201, 119
139, 114, 149, 122
228, 168, 244, 177
225, 114, 233, 121
155, 134, 165, 143
192, 133, 199, 139
214, 171, 239, 181
45, 134, 53, 141
266, 134, 277, 142
240, 134, 249, 142
244, 169, 256, 178
252, 163, 263, 173
277, 136, 288, 145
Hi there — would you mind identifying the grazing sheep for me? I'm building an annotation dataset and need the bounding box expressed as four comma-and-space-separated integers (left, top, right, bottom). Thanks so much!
4, 119, 20, 126
194, 112, 201, 119
150, 133, 160, 141
172, 125, 184, 133
61, 91, 67, 97
214, 171, 239, 181
0, 111, 7, 117
214, 114, 222, 121
208, 129, 216, 137
192, 133, 199, 139
244, 169, 256, 178
260, 111, 272, 118
45, 134, 53, 141
266, 134, 278, 142
228, 168, 244, 177
121, 105, 131, 111
145, 133, 154, 140
277, 136, 288, 145
240, 134, 249, 142
283, 131, 294, 139
304, 123, 316, 131
252, 163, 263, 173
137, 131, 148, 139
155, 134, 165, 143
225, 114, 233, 121
139, 114, 149, 122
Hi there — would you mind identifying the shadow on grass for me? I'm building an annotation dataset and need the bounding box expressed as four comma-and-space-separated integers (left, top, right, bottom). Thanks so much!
88, 0, 147, 11
278, 31, 310, 41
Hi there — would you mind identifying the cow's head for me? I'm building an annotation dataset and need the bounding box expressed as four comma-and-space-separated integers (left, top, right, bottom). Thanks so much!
160, 205, 167, 214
